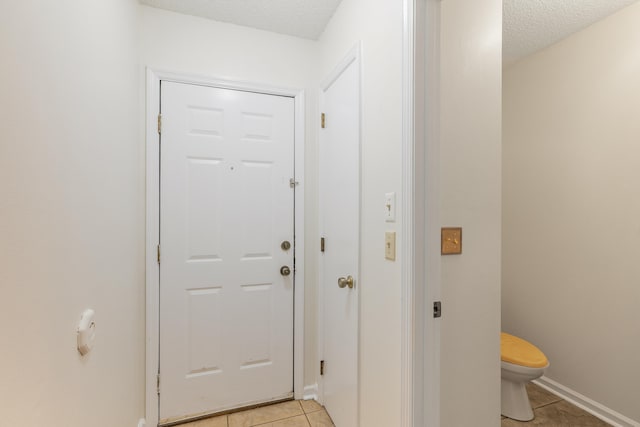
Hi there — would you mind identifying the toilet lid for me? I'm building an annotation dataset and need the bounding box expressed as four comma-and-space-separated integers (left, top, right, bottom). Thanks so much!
501, 332, 548, 368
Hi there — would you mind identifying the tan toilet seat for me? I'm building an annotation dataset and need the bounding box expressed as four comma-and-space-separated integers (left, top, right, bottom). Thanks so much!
501, 332, 548, 368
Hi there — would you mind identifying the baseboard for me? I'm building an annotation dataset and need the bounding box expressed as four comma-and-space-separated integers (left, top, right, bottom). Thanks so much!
137, 418, 146, 427
303, 383, 318, 401
534, 376, 640, 427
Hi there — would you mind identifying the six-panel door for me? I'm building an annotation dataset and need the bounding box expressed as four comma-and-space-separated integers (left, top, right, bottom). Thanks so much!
159, 81, 295, 422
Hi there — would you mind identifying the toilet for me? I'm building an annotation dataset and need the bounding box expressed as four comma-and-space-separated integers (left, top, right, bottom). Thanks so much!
501, 332, 549, 421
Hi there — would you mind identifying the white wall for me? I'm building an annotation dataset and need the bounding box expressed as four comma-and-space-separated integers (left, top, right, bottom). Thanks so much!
0, 3, 505, 425
138, 6, 319, 90
503, 2, 640, 422
0, 1, 144, 426
138, 4, 322, 390
317, 1, 404, 425
439, 0, 503, 425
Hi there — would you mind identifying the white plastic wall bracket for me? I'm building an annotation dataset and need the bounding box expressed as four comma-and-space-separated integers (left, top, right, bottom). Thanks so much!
77, 309, 96, 356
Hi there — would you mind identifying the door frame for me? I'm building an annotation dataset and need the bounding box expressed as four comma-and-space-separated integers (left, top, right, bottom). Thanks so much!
402, 1, 441, 427
316, 42, 362, 419
145, 68, 306, 427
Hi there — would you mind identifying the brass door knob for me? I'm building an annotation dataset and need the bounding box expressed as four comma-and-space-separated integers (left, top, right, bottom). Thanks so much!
280, 266, 291, 276
337, 275, 355, 289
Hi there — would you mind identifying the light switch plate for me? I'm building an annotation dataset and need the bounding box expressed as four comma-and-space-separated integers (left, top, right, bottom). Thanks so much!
441, 227, 462, 255
384, 192, 396, 222
385, 231, 396, 260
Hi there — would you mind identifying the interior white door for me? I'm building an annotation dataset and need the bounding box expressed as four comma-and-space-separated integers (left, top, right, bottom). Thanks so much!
319, 53, 360, 427
159, 81, 295, 423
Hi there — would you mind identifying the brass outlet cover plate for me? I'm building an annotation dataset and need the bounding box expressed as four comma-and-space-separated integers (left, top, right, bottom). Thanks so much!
441, 227, 462, 255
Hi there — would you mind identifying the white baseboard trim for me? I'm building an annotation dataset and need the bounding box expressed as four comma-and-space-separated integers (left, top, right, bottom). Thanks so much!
303, 383, 318, 401
137, 419, 146, 427
534, 376, 640, 427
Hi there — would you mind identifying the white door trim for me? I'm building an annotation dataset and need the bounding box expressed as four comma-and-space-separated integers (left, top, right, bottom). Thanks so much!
402, 1, 441, 427
317, 42, 362, 418
401, 0, 417, 425
145, 68, 306, 427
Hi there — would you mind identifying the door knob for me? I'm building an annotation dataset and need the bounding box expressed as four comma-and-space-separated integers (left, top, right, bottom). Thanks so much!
280, 266, 291, 276
281, 240, 291, 251
337, 275, 355, 289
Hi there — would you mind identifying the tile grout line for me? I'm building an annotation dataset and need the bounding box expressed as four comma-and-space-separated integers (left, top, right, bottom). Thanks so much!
533, 398, 564, 411
227, 400, 303, 427
248, 411, 308, 426
182, 400, 323, 427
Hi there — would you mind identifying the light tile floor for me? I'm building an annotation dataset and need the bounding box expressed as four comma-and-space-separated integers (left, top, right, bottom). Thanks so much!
178, 384, 611, 427
181, 400, 335, 427
501, 383, 612, 426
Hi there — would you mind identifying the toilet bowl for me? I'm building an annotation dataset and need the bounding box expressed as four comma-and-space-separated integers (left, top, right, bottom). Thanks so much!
501, 332, 549, 421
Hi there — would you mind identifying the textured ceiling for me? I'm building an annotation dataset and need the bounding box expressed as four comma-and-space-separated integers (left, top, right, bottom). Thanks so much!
504, 0, 640, 65
141, 0, 640, 62
139, 0, 342, 40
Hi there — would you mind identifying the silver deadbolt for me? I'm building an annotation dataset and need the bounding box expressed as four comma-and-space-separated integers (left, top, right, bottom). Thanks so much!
337, 275, 355, 289
281, 240, 291, 251
280, 266, 291, 276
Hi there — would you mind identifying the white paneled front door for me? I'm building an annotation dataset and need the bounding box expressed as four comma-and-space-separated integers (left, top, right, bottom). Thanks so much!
159, 81, 295, 423
319, 51, 360, 427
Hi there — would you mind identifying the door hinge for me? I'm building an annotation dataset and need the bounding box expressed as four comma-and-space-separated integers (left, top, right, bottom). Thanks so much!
156, 373, 160, 395
157, 244, 161, 265
289, 178, 299, 188
320, 360, 325, 376
433, 301, 442, 318
157, 114, 162, 134
320, 237, 325, 253
321, 113, 326, 129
